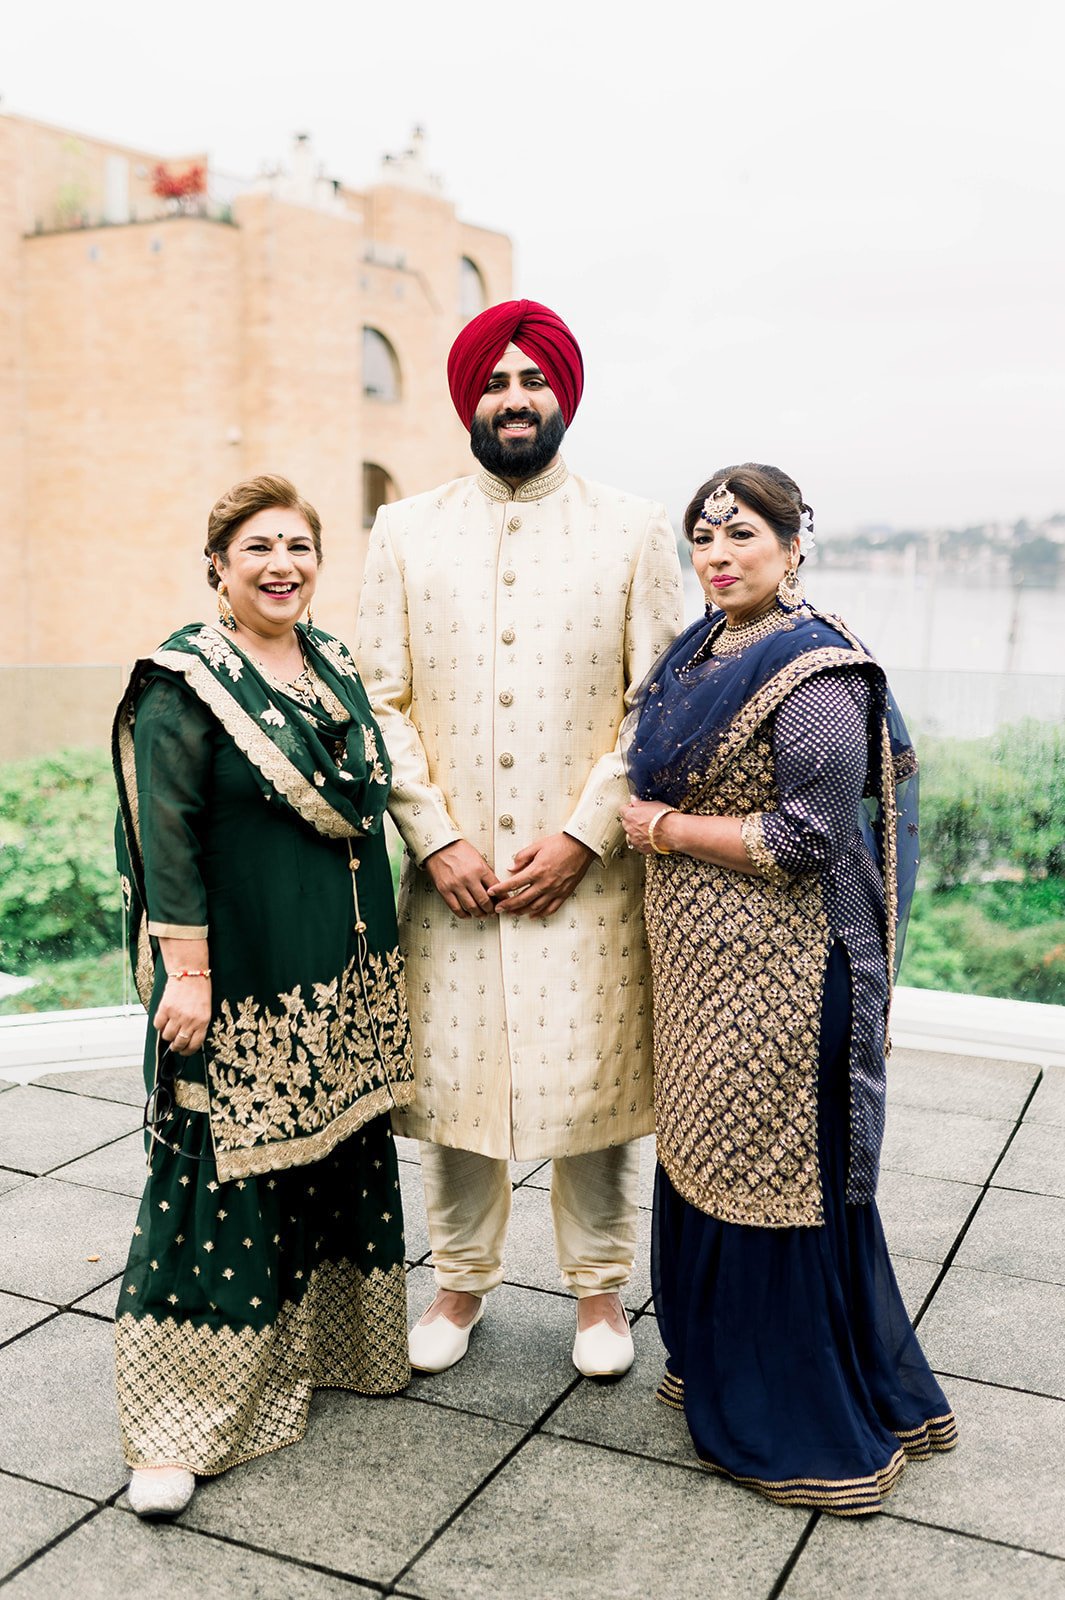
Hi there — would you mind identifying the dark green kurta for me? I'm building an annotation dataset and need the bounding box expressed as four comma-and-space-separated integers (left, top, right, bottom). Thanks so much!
113, 627, 413, 1474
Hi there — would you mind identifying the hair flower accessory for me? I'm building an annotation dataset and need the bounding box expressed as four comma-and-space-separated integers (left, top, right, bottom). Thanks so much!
797, 506, 816, 558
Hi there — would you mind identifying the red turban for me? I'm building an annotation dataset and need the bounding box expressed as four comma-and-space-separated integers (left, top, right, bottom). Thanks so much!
447, 299, 584, 430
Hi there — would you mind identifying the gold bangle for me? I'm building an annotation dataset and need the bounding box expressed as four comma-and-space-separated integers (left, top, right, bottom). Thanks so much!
647, 808, 676, 855
169, 969, 212, 980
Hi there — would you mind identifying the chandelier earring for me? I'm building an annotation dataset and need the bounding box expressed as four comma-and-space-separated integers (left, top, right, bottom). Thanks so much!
776, 565, 805, 611
217, 584, 237, 631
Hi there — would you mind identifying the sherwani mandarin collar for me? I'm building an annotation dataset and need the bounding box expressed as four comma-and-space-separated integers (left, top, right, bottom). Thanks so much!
475, 460, 570, 502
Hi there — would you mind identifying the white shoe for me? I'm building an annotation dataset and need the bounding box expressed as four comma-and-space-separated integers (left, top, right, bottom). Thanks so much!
127, 1467, 195, 1518
408, 1297, 485, 1373
572, 1314, 635, 1378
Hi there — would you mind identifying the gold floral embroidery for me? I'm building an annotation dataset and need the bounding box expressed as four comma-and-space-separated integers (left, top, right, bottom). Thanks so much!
191, 625, 243, 680
206, 950, 414, 1181
261, 706, 286, 727
115, 1259, 409, 1475
363, 725, 387, 786
316, 635, 360, 681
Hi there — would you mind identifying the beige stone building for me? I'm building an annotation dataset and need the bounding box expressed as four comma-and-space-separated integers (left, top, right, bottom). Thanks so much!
0, 113, 512, 676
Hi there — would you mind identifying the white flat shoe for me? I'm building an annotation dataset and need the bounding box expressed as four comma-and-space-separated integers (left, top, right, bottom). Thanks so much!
572, 1315, 634, 1378
408, 1297, 485, 1373
127, 1467, 195, 1518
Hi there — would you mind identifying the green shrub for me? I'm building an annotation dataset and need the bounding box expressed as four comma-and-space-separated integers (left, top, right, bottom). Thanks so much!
902, 880, 1065, 1004
0, 749, 121, 970
919, 719, 1065, 887
0, 950, 127, 1016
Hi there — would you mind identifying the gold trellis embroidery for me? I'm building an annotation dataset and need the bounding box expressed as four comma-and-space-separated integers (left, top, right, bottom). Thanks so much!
115, 1259, 409, 1475
205, 949, 414, 1181
647, 724, 830, 1228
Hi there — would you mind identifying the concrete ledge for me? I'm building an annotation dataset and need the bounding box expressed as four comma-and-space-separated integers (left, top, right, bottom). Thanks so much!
0, 987, 1061, 1082
892, 986, 1065, 1069
0, 1006, 144, 1081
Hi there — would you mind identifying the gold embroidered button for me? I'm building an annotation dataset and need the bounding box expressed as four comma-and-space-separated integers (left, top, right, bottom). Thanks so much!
501, 628, 515, 644
502, 569, 516, 584
499, 752, 514, 768
499, 813, 515, 829
499, 690, 514, 706
508, 516, 522, 531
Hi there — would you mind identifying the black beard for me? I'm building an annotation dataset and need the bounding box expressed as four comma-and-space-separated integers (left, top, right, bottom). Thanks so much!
470, 407, 566, 482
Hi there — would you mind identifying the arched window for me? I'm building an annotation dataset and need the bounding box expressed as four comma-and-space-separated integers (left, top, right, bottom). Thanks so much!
363, 462, 399, 528
362, 327, 401, 401
459, 256, 486, 319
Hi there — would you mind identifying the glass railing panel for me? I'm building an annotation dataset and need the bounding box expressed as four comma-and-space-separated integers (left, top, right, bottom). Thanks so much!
1, 650, 1062, 1016
0, 665, 130, 1015
892, 669, 1065, 1007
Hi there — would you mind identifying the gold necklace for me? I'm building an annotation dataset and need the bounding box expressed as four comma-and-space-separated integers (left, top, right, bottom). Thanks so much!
712, 604, 798, 657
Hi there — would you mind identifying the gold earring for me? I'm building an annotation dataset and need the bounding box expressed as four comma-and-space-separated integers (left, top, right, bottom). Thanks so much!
305, 605, 314, 628
217, 585, 236, 630
776, 566, 805, 611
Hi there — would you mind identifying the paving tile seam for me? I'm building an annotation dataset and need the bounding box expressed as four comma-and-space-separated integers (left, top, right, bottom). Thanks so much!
48, 1172, 145, 1201
538, 1424, 712, 1479
934, 1262, 1065, 1292
930, 1368, 1065, 1406
381, 1366, 598, 1595
41, 1131, 149, 1182
0, 1308, 60, 1352
0, 1465, 101, 1501
0, 1502, 104, 1591
27, 1085, 140, 1106
989, 1180, 1065, 1199
764, 1511, 820, 1600
107, 1507, 387, 1593
67, 1303, 117, 1325
910, 1070, 1045, 1331
882, 1507, 1065, 1562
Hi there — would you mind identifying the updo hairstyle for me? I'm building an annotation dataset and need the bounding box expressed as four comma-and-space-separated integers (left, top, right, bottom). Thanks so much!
205, 475, 323, 589
683, 463, 814, 564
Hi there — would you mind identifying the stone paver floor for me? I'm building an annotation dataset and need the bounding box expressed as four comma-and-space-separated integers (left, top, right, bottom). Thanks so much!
1, 1049, 1064, 1598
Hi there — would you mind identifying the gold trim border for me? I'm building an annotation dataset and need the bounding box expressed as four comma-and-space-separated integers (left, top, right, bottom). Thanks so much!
151, 646, 360, 840
214, 1080, 414, 1183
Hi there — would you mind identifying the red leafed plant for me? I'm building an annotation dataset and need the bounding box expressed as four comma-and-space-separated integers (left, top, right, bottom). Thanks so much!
151, 162, 207, 200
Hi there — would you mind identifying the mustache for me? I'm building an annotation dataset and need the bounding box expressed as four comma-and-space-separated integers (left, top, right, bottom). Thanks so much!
494, 410, 539, 429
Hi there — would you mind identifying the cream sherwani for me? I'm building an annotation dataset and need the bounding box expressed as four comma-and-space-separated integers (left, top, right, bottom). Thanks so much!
355, 459, 683, 1164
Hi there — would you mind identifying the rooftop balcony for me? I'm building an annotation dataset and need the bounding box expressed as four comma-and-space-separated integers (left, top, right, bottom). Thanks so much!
1, 652, 1062, 1593
1, 1023, 1063, 1596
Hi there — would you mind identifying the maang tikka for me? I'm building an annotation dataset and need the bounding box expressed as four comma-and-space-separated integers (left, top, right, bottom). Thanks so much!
701, 482, 739, 526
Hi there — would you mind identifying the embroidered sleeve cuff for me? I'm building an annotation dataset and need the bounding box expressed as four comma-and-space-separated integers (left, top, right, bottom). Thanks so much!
146, 920, 209, 939
740, 814, 792, 886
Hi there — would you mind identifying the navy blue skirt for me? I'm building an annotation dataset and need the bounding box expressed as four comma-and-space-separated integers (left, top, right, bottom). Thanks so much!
652, 944, 957, 1514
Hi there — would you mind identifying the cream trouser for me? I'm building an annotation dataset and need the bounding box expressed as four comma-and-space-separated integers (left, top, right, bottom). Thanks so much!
419, 1140, 640, 1298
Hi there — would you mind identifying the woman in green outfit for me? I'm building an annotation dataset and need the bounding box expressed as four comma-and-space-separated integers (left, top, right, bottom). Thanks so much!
113, 475, 414, 1518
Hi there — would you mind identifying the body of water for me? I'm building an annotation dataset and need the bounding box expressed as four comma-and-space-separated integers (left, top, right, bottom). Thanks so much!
680, 562, 1065, 738
682, 562, 1065, 677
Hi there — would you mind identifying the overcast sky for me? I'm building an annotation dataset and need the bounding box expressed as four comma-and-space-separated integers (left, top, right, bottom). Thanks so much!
6, 0, 1063, 534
